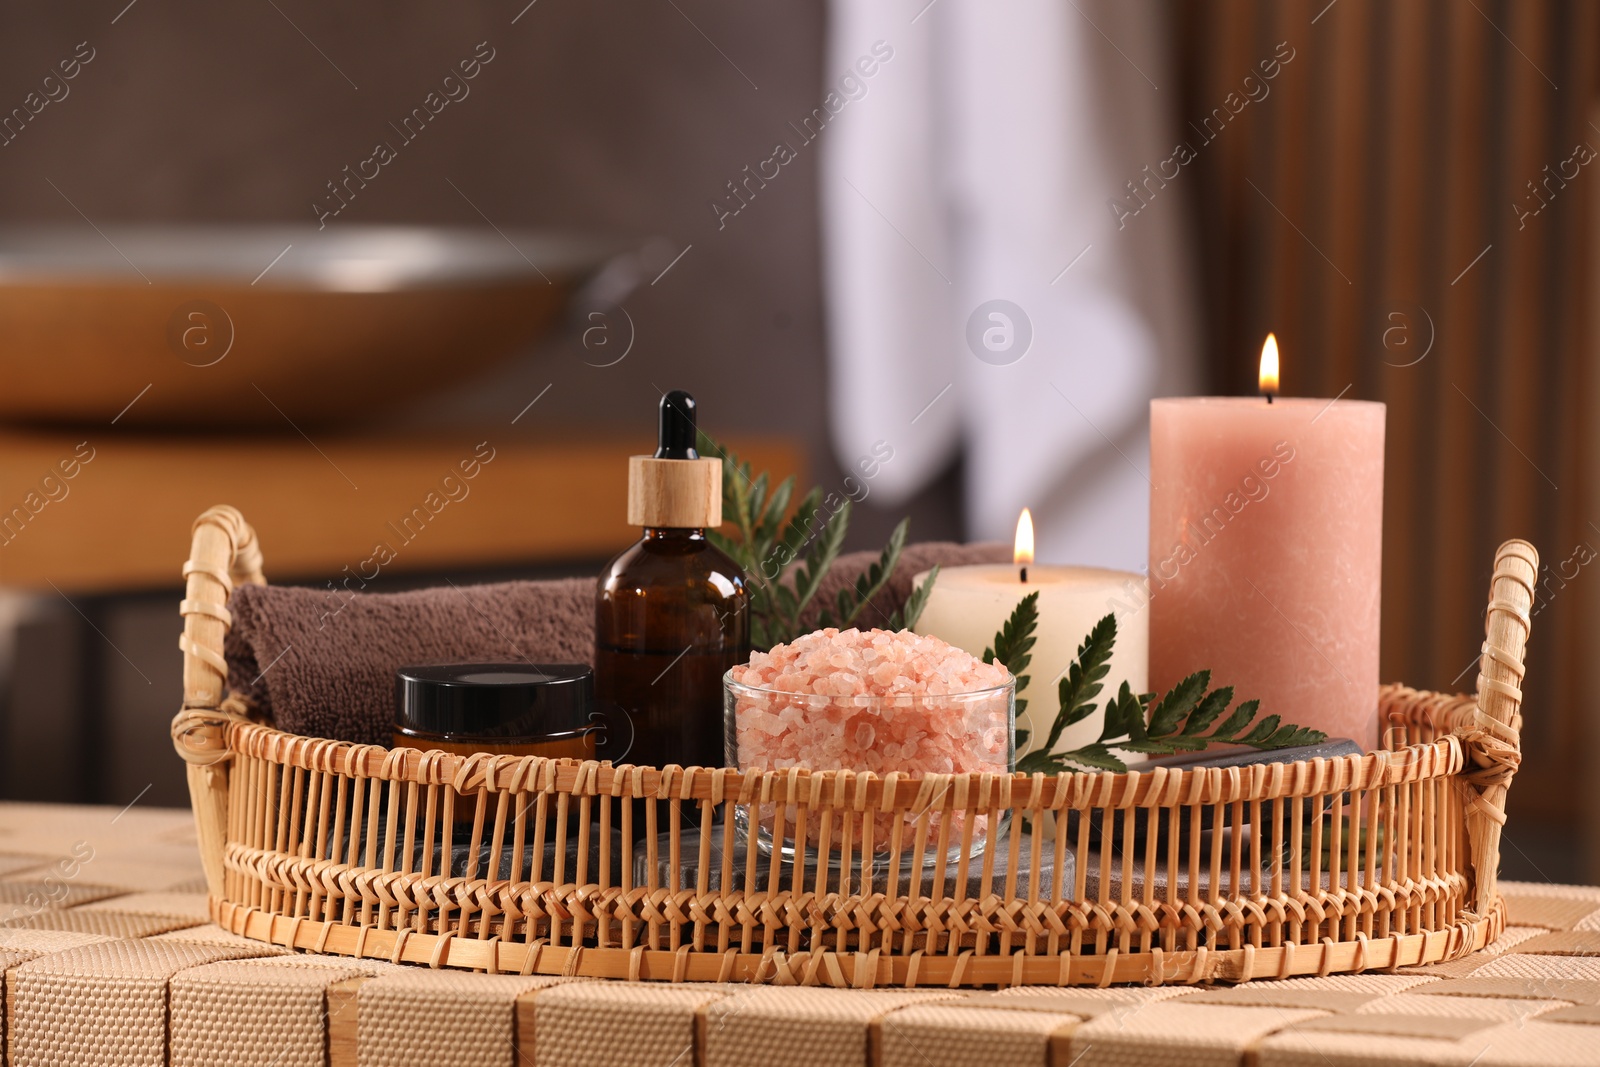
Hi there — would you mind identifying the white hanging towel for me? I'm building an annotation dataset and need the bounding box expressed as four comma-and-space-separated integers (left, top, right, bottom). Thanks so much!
821, 0, 1197, 569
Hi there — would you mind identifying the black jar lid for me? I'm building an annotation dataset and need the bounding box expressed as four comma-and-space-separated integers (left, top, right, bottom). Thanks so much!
395, 663, 593, 741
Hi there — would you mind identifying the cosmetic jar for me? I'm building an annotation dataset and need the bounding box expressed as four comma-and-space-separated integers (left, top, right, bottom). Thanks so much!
393, 663, 595, 759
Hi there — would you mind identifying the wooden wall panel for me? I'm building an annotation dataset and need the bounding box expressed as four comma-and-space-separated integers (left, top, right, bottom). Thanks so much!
1373, 0, 1433, 708
1174, 0, 1598, 848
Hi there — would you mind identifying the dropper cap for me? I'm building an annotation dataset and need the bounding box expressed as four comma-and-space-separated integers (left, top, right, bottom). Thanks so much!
627, 390, 723, 528
655, 390, 699, 459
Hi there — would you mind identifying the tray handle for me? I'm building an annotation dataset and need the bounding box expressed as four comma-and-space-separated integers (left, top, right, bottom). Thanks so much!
169, 505, 265, 897
1461, 537, 1538, 918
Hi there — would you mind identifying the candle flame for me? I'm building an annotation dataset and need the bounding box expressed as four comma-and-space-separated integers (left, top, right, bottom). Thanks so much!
1014, 508, 1035, 566
1259, 333, 1280, 397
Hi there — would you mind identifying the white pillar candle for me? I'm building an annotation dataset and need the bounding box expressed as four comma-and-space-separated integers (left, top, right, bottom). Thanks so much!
912, 521, 1148, 755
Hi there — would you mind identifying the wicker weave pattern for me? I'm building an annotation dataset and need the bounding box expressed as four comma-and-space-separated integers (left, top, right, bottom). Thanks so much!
6, 906, 206, 940
170, 960, 367, 1067
0, 880, 126, 910
702, 988, 956, 1067
0, 948, 39, 1065
1254, 1017, 1592, 1066
168, 508, 1539, 988
5, 835, 1600, 1066
0, 927, 117, 953
8, 939, 264, 1067
1072, 1002, 1329, 1067
876, 1003, 1076, 1067
76, 892, 213, 922
533, 983, 736, 1067
354, 970, 566, 1067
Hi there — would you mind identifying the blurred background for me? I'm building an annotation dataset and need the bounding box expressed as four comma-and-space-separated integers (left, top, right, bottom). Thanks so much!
0, 0, 1594, 883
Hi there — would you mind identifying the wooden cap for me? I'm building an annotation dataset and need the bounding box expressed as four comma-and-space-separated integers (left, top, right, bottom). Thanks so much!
627, 456, 722, 528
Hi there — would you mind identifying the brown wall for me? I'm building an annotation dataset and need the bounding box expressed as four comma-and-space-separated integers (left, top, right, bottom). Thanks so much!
1175, 0, 1598, 865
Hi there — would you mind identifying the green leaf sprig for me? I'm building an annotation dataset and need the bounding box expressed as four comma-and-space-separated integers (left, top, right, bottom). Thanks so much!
698, 432, 933, 649
889, 563, 939, 633
982, 590, 1039, 738
994, 603, 1326, 774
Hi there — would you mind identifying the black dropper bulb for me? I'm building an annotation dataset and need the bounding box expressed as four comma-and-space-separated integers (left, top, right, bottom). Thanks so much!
655, 390, 700, 459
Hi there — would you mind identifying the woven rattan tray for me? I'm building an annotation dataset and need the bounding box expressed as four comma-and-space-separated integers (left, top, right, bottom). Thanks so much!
171, 506, 1536, 987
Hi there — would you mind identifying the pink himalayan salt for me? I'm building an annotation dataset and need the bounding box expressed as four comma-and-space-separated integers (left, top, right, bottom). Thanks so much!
731, 628, 1011, 778
731, 629, 1013, 849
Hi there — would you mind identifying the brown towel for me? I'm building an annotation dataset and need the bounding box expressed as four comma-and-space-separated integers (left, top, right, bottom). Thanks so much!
224, 541, 1010, 745
799, 540, 1010, 630
225, 578, 596, 746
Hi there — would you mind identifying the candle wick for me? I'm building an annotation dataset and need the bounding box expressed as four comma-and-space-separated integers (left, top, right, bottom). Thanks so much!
1265, 393, 1274, 405
1020, 566, 1028, 583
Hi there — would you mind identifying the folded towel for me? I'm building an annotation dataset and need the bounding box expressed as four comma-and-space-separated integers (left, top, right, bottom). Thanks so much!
224, 577, 596, 746
223, 541, 1010, 746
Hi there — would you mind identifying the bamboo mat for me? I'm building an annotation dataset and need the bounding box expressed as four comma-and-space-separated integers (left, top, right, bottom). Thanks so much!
3, 801, 1600, 1066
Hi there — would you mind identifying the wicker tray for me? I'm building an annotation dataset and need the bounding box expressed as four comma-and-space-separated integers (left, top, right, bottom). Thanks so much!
171, 506, 1536, 987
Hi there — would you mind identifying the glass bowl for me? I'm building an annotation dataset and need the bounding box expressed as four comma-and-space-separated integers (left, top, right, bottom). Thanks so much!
723, 670, 1015, 865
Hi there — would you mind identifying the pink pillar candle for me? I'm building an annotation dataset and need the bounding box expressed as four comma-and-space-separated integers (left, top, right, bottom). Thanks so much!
1148, 397, 1385, 751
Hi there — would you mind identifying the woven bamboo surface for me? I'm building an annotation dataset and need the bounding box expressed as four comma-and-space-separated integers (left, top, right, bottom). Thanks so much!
3, 802, 1600, 1066
169, 507, 1537, 988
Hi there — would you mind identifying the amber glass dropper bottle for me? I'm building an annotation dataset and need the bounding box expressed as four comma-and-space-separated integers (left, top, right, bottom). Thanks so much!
594, 391, 749, 771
